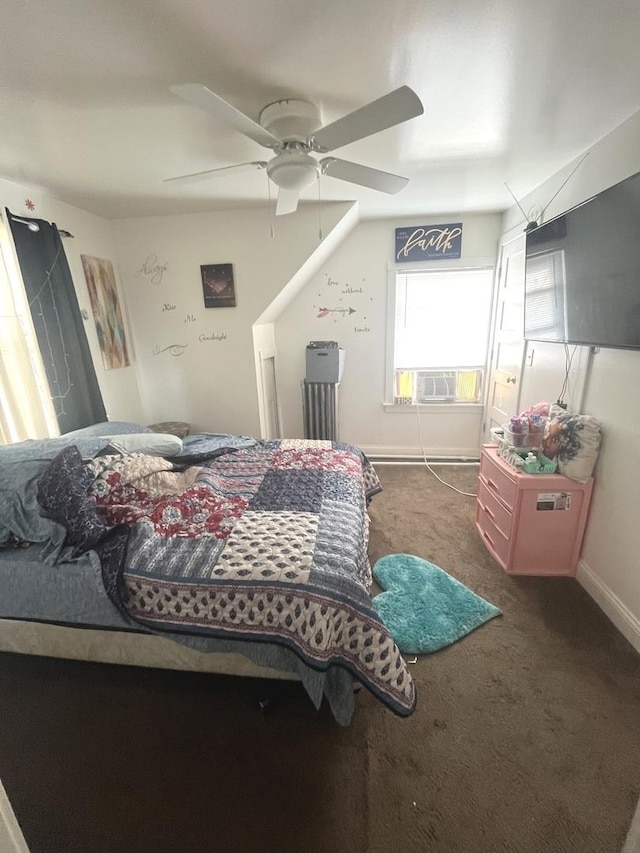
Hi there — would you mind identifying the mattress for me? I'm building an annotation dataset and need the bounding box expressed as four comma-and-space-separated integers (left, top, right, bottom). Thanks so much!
0, 544, 361, 723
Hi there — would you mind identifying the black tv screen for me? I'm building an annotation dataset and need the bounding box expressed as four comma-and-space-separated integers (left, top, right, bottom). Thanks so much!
524, 169, 640, 350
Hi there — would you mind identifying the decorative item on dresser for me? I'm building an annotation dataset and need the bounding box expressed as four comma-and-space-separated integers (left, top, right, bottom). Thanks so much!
476, 445, 593, 577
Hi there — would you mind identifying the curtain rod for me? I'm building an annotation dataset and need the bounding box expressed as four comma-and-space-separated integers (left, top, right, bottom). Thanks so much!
9, 215, 74, 238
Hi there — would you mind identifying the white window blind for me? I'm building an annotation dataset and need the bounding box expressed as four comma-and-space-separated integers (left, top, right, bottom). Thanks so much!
525, 249, 567, 337
394, 268, 493, 369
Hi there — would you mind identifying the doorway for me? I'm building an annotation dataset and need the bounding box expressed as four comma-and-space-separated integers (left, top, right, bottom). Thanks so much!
483, 235, 526, 442
261, 355, 281, 439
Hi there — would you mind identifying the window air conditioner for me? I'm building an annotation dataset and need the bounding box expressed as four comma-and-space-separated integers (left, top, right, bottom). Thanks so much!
415, 370, 457, 402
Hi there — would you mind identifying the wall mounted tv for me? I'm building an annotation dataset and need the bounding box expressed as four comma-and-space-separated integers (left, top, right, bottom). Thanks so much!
524, 169, 640, 350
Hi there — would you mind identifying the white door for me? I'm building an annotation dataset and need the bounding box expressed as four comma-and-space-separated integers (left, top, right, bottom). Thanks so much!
483, 235, 526, 441
261, 356, 281, 439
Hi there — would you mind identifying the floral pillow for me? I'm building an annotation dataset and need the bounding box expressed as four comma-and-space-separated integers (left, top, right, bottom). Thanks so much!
36, 445, 109, 554
542, 405, 601, 482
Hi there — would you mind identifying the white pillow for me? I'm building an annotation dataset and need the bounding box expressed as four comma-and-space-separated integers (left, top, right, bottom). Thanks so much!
63, 421, 151, 437
106, 433, 183, 457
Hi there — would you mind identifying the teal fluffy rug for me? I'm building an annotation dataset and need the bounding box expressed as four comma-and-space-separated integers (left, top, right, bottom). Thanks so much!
372, 553, 501, 654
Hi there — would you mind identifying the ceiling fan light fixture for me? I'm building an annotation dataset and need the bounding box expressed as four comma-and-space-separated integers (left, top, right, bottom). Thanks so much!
259, 99, 321, 143
266, 150, 318, 192
167, 84, 424, 204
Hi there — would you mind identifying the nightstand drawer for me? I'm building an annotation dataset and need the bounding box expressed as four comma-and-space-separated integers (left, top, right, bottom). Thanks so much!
476, 513, 510, 571
479, 451, 517, 510
477, 478, 513, 539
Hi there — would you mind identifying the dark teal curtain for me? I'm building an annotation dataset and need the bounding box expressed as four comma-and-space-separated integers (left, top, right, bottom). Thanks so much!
7, 209, 106, 433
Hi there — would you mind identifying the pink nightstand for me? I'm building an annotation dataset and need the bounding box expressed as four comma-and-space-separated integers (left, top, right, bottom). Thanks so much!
476, 445, 593, 577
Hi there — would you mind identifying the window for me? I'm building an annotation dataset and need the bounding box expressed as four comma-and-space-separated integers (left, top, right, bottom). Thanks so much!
524, 249, 567, 339
390, 268, 494, 404
0, 219, 58, 443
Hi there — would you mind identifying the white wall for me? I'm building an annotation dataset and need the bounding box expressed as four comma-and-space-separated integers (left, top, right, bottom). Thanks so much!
501, 108, 640, 651
0, 178, 144, 426
274, 213, 502, 456
519, 339, 590, 415
111, 202, 354, 435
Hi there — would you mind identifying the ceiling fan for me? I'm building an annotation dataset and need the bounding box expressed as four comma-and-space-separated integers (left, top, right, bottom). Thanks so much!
165, 84, 424, 215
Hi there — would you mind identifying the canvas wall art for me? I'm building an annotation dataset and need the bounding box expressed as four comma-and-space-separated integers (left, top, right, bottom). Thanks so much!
81, 255, 130, 369
201, 263, 236, 308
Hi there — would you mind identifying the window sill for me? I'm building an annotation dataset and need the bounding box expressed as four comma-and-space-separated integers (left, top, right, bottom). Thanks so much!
383, 403, 483, 414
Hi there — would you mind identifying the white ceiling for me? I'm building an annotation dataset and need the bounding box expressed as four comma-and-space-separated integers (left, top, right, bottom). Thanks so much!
2, 0, 640, 220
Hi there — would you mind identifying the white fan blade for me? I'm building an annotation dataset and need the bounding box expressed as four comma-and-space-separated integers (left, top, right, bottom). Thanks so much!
310, 86, 423, 153
320, 158, 409, 194
170, 84, 281, 149
163, 162, 267, 185
276, 188, 300, 216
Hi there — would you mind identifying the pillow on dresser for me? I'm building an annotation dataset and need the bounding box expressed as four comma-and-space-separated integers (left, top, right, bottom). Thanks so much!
542, 406, 601, 483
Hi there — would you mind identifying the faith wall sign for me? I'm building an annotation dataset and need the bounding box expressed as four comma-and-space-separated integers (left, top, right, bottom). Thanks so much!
395, 224, 463, 262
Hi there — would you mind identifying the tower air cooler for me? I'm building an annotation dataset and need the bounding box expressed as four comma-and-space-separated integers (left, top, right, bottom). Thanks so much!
302, 341, 344, 441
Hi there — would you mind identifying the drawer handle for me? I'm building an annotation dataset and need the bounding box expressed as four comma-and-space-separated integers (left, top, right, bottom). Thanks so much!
482, 503, 495, 521
486, 478, 500, 493
483, 530, 495, 547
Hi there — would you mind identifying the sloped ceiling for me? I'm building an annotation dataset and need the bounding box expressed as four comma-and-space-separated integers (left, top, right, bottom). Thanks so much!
2, 0, 640, 219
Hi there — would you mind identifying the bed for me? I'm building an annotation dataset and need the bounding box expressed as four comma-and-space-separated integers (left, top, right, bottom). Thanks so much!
0, 425, 416, 725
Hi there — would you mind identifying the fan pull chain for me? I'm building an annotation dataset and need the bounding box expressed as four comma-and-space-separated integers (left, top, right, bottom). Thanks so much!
265, 173, 275, 238
317, 175, 323, 241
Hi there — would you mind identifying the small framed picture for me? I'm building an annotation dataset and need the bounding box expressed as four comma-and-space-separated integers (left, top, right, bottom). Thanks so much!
201, 263, 236, 308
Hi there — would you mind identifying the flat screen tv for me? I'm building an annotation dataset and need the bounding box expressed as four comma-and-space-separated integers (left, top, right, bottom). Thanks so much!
524, 169, 640, 350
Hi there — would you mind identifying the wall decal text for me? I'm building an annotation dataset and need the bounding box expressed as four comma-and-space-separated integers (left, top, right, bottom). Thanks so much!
153, 343, 188, 356
199, 332, 228, 342
162, 303, 176, 312
135, 254, 169, 285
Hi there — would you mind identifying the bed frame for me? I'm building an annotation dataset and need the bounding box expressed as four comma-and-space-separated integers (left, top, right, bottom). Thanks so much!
0, 618, 301, 682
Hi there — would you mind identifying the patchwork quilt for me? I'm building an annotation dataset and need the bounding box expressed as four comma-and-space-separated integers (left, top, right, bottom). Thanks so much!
67, 439, 416, 717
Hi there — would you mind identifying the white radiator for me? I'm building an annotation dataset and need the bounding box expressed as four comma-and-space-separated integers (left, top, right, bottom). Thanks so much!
302, 381, 339, 440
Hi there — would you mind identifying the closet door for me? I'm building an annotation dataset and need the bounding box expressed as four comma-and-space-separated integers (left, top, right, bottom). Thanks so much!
483, 235, 526, 441
261, 355, 281, 439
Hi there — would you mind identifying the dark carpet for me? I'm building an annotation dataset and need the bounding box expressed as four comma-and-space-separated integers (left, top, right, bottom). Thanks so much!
1, 464, 639, 853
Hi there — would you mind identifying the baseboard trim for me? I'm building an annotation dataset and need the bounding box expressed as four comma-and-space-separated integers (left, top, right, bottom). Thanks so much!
372, 459, 479, 466
359, 445, 480, 460
576, 559, 640, 654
